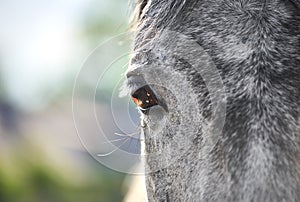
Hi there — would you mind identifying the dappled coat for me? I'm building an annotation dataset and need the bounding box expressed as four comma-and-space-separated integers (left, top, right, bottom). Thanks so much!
126, 0, 300, 201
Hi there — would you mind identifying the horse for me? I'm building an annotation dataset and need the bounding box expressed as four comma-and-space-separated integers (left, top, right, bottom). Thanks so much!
126, 0, 300, 201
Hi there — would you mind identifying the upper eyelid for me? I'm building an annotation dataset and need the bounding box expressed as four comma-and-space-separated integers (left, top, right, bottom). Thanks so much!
125, 67, 148, 95
126, 75, 147, 96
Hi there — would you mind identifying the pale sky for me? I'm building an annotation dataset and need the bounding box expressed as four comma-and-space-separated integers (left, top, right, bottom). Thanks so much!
0, 0, 93, 110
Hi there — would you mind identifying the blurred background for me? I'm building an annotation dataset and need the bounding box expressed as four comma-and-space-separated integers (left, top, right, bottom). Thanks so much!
0, 0, 142, 201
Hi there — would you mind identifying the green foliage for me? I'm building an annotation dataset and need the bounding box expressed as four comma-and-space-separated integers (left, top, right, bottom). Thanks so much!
0, 141, 125, 202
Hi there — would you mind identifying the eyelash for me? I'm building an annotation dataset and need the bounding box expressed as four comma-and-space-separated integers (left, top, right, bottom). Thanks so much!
131, 85, 158, 113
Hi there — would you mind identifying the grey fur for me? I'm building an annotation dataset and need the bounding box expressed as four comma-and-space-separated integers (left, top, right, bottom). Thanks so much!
126, 0, 300, 201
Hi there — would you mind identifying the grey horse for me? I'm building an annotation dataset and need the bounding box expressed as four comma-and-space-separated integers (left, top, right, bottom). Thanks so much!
126, 0, 300, 201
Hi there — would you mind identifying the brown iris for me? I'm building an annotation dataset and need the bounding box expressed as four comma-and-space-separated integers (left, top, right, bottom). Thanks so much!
131, 85, 158, 110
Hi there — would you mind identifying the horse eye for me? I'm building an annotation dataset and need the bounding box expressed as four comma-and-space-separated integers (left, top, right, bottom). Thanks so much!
131, 85, 158, 111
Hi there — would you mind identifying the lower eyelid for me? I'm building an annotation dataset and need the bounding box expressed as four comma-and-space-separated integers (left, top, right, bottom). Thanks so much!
139, 107, 150, 115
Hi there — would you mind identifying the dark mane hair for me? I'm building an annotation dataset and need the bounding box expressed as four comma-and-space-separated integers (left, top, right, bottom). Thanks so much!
131, 0, 189, 30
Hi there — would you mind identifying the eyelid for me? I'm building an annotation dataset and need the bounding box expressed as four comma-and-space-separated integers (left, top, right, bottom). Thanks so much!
126, 74, 148, 96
